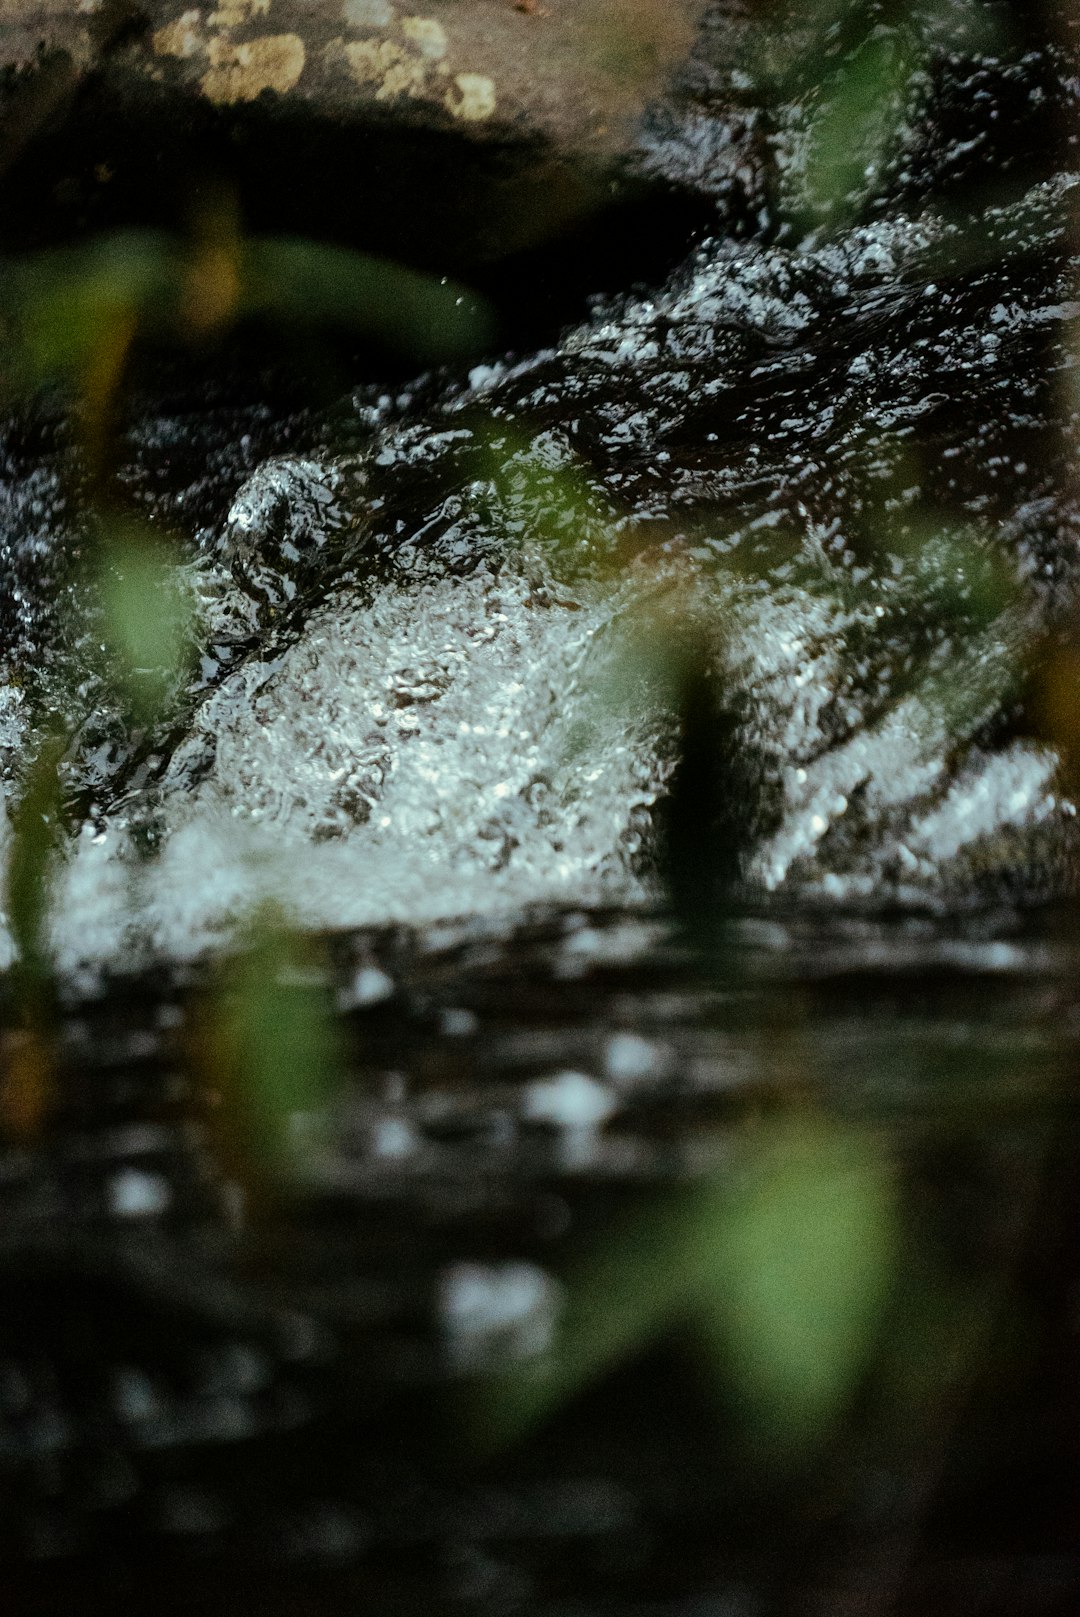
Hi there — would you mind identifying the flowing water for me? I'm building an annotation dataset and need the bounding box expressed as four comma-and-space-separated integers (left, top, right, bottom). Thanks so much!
6, 169, 1080, 968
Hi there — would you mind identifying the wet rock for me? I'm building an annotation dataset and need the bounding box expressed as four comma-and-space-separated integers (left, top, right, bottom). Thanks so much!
2, 0, 1078, 293
0, 0, 743, 266
0, 0, 702, 149
220, 454, 367, 611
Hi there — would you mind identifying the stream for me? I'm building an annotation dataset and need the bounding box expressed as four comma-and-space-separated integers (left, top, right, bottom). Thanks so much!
1, 2, 1080, 1611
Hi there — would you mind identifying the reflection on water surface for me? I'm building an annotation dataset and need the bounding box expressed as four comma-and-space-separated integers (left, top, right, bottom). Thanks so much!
0, 904, 1077, 1616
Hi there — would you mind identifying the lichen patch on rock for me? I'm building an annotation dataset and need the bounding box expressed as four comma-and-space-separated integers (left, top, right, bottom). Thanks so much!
400, 15, 447, 60
446, 71, 496, 122
345, 36, 434, 98
201, 32, 306, 101
208, 0, 271, 29
152, 8, 205, 59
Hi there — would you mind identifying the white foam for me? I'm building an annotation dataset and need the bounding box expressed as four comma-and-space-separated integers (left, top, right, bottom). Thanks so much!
522, 1071, 617, 1130
47, 560, 672, 971
440, 1260, 561, 1373
107, 1166, 172, 1218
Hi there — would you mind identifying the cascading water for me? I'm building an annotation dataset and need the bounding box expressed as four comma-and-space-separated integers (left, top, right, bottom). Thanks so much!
5, 166, 1077, 971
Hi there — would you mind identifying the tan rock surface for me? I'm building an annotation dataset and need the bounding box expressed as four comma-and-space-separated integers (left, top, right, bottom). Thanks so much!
1, 0, 713, 157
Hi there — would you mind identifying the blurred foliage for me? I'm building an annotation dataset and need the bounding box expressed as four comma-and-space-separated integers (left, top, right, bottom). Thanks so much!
2, 732, 65, 1140
750, 0, 1003, 234
0, 1024, 54, 1143
472, 1115, 897, 1459
201, 915, 346, 1187
0, 225, 494, 402
243, 238, 493, 362
472, 427, 621, 569
900, 523, 1017, 629
695, 1117, 897, 1454
799, 25, 918, 226
93, 520, 198, 723
1, 231, 172, 394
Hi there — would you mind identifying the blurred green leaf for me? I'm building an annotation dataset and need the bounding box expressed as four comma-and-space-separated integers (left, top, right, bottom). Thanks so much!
94, 522, 196, 723
0, 227, 494, 397
471, 427, 621, 572
696, 1117, 897, 1454
211, 917, 345, 1179
2, 230, 177, 390
801, 27, 918, 225
902, 524, 1017, 630
471, 1115, 896, 1458
470, 1175, 725, 1453
243, 237, 495, 363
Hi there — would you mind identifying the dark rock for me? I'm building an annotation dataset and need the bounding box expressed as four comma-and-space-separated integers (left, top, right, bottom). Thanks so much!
0, 0, 746, 265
